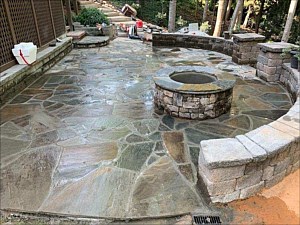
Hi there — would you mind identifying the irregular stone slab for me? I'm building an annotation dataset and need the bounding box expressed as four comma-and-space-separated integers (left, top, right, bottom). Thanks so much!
117, 142, 154, 171
223, 115, 251, 130
185, 128, 222, 144
129, 157, 205, 217
40, 167, 136, 218
0, 137, 30, 159
242, 110, 288, 120
189, 146, 200, 167
113, 102, 153, 119
10, 95, 32, 104
0, 122, 25, 138
162, 115, 175, 129
194, 122, 236, 136
1, 145, 62, 211
89, 127, 131, 141
259, 93, 291, 102
30, 130, 58, 148
178, 164, 195, 183
162, 131, 187, 163
126, 134, 150, 143
55, 142, 118, 186
0, 104, 41, 124
200, 138, 253, 169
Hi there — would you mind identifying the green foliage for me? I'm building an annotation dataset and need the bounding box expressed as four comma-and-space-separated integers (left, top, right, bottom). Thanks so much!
74, 8, 109, 27
259, 0, 300, 44
200, 21, 211, 33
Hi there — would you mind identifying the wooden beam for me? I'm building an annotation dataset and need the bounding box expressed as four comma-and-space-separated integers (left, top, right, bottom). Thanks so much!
3, 0, 17, 44
30, 0, 42, 46
48, 0, 57, 38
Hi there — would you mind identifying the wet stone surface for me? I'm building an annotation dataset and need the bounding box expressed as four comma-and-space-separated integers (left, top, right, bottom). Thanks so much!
0, 38, 292, 219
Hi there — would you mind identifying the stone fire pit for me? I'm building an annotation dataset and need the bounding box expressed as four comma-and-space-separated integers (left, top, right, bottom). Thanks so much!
154, 66, 236, 120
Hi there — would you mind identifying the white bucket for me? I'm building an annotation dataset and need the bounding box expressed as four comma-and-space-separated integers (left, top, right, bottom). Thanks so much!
12, 42, 37, 65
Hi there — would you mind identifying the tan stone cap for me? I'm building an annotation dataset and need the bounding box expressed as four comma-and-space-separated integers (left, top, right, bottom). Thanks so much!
258, 42, 299, 53
232, 33, 265, 42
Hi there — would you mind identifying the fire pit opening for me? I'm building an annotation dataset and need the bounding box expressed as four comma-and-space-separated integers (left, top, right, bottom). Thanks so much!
170, 72, 217, 84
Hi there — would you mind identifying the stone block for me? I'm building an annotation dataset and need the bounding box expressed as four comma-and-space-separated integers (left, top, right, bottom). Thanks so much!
163, 90, 174, 97
274, 157, 290, 175
246, 125, 295, 157
268, 121, 300, 138
236, 135, 267, 162
244, 162, 262, 175
210, 190, 241, 203
236, 170, 263, 189
265, 170, 286, 188
262, 166, 274, 180
166, 105, 179, 112
256, 62, 264, 71
183, 101, 200, 109
257, 55, 268, 65
199, 158, 245, 182
199, 138, 252, 169
240, 181, 265, 199
200, 172, 237, 196
264, 66, 277, 75
163, 96, 173, 105
179, 112, 190, 119
292, 161, 300, 173
277, 111, 300, 130
200, 97, 210, 105
267, 59, 282, 67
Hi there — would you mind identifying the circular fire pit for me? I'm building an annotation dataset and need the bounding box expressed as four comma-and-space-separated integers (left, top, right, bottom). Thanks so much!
154, 66, 236, 120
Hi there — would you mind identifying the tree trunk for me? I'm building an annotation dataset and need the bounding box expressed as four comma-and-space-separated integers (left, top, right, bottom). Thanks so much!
228, 0, 243, 34
168, 0, 177, 32
66, 0, 73, 31
203, 0, 209, 22
282, 0, 298, 42
242, 5, 252, 28
234, 0, 243, 30
73, 0, 79, 15
255, 0, 265, 33
225, 0, 232, 21
213, 0, 226, 36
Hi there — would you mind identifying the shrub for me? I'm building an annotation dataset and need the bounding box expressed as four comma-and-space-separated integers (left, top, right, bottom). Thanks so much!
74, 8, 109, 27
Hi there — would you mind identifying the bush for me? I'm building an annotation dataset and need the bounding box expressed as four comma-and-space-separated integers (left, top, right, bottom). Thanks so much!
74, 8, 109, 27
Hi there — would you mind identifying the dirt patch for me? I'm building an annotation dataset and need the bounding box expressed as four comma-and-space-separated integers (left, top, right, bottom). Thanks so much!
228, 169, 300, 225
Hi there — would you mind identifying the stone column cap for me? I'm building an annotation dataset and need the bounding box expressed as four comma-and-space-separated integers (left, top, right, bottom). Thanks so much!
232, 33, 265, 42
258, 42, 298, 53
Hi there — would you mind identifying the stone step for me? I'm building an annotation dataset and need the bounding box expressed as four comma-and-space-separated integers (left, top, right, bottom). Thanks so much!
98, 7, 116, 12
105, 11, 122, 17
108, 16, 132, 22
113, 21, 136, 26
66, 31, 86, 40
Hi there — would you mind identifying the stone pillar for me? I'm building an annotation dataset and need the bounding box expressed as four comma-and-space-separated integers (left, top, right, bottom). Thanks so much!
232, 33, 265, 65
256, 42, 295, 82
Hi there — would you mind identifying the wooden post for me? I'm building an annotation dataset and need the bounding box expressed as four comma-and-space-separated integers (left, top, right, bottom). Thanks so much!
48, 0, 57, 38
66, 0, 74, 31
3, 0, 17, 44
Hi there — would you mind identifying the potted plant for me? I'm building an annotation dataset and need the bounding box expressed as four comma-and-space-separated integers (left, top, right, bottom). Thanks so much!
73, 7, 110, 36
282, 41, 300, 70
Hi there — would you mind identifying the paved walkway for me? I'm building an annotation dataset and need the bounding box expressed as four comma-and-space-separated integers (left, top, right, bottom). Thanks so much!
0, 38, 292, 219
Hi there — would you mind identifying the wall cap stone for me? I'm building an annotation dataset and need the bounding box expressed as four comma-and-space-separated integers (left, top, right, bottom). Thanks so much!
258, 42, 298, 53
232, 33, 265, 42
200, 138, 253, 169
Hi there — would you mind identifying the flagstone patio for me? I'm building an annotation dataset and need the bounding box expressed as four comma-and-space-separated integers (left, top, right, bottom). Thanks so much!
0, 38, 293, 219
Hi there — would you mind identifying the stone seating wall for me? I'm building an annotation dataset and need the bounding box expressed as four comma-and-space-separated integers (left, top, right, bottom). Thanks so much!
153, 32, 299, 203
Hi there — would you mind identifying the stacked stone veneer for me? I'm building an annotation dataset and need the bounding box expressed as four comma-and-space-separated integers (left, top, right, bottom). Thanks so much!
154, 85, 233, 120
152, 33, 234, 56
281, 63, 299, 100
257, 42, 299, 101
198, 98, 300, 203
232, 33, 265, 65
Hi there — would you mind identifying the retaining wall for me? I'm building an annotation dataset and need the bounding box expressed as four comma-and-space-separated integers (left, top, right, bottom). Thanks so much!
0, 38, 73, 105
152, 33, 234, 56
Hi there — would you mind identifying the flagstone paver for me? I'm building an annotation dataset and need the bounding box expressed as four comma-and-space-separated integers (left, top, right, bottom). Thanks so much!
0, 38, 292, 218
